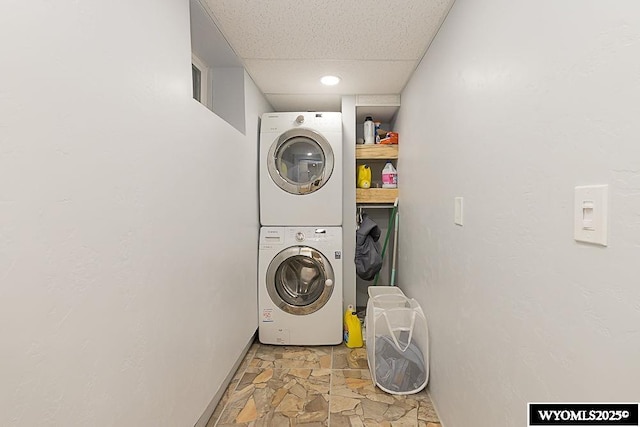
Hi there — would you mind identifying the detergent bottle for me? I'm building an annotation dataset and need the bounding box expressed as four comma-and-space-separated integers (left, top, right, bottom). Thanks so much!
363, 116, 375, 144
343, 305, 363, 348
357, 164, 371, 189
382, 161, 397, 189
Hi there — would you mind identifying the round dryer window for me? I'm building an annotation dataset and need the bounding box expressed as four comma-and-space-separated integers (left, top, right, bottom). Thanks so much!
266, 246, 335, 316
267, 128, 334, 195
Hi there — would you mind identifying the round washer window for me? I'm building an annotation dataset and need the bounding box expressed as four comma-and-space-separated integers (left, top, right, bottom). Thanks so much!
266, 246, 335, 316
274, 255, 325, 307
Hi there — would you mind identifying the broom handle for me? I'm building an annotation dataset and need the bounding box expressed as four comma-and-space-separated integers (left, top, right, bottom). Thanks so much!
390, 210, 399, 286
373, 198, 399, 286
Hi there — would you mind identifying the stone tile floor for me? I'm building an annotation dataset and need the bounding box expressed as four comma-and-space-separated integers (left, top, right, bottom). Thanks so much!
206, 340, 440, 427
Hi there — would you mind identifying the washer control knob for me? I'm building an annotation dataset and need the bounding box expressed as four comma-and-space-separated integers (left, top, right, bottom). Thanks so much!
295, 114, 305, 124
325, 279, 334, 287
295, 232, 305, 242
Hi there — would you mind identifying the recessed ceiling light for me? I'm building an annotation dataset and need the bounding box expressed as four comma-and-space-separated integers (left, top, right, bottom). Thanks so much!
320, 75, 341, 86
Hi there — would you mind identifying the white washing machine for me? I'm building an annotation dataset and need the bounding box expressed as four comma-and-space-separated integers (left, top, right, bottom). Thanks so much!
258, 226, 343, 345
260, 112, 343, 226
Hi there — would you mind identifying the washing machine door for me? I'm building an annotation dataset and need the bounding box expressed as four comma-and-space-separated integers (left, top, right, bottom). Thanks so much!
266, 245, 335, 315
267, 128, 334, 195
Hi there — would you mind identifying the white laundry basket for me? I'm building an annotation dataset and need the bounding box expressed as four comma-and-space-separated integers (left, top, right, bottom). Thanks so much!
366, 286, 429, 395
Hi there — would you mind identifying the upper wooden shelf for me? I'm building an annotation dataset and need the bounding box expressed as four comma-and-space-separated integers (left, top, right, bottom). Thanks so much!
355, 144, 398, 160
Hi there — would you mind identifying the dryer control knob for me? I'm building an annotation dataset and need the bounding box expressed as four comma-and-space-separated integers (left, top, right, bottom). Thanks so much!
295, 232, 305, 242
325, 279, 334, 287
295, 114, 305, 124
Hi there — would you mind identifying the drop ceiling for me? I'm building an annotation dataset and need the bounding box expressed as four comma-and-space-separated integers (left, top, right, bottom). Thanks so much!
200, 0, 455, 112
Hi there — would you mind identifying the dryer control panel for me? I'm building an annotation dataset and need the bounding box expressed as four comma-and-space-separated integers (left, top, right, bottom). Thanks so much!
261, 112, 342, 133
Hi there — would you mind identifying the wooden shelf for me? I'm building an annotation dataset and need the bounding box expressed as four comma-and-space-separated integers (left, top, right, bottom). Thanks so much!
356, 188, 398, 204
355, 144, 398, 160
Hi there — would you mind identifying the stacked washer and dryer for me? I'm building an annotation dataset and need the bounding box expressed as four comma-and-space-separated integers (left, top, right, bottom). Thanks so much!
258, 112, 343, 345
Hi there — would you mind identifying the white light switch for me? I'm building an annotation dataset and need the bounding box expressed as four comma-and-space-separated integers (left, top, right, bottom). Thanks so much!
455, 197, 464, 226
581, 200, 595, 230
574, 185, 608, 246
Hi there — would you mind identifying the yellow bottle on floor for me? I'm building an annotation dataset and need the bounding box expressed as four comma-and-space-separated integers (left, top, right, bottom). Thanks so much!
343, 305, 363, 348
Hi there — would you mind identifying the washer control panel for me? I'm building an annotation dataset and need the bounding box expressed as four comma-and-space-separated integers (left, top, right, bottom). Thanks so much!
286, 227, 336, 244
260, 227, 341, 249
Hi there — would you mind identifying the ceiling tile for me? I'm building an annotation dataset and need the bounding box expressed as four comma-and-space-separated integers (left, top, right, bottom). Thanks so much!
205, 0, 454, 61
199, 0, 455, 112
265, 94, 342, 112
245, 59, 417, 94
190, 0, 242, 67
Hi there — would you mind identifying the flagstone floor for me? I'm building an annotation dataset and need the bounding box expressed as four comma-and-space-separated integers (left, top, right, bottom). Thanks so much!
206, 340, 441, 427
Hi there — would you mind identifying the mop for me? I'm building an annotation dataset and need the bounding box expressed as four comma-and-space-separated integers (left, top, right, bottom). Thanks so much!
373, 198, 399, 286
389, 206, 399, 287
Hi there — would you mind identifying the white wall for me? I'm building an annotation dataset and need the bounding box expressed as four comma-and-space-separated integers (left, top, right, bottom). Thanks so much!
212, 67, 247, 134
0, 1, 271, 425
395, 1, 640, 425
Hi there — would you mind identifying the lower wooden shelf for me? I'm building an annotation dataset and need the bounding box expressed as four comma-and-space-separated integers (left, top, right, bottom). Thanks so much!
356, 188, 398, 204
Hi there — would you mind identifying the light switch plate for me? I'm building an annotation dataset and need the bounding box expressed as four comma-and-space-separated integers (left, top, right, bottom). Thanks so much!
455, 197, 464, 226
574, 185, 608, 246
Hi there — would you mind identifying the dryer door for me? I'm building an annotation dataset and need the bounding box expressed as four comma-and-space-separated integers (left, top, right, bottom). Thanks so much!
266, 245, 335, 315
267, 129, 334, 195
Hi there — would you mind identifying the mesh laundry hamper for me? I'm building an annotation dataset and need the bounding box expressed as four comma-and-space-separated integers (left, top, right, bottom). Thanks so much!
366, 286, 429, 395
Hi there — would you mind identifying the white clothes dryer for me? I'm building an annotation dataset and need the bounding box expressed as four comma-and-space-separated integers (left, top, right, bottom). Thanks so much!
260, 112, 342, 226
258, 226, 343, 345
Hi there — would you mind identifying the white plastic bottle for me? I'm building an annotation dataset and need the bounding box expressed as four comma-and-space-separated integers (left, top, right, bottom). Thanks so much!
363, 116, 375, 145
382, 161, 397, 188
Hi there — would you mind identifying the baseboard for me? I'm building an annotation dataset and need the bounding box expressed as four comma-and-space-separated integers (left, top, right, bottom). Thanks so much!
194, 329, 257, 427
427, 388, 446, 427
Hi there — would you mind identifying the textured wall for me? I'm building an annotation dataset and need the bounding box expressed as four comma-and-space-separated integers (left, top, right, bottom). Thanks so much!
395, 1, 640, 425
0, 1, 270, 425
